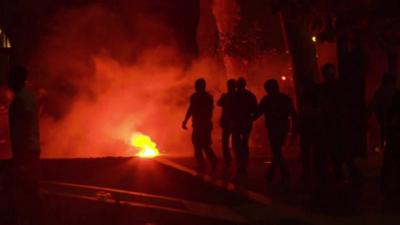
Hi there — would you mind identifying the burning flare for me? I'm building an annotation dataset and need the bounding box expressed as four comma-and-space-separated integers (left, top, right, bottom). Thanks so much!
130, 132, 160, 158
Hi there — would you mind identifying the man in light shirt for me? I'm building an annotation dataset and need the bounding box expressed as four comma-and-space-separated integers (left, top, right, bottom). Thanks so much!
8, 65, 41, 225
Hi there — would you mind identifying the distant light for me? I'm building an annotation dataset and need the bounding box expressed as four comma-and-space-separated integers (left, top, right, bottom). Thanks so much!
312, 36, 317, 43
0, 27, 12, 48
281, 76, 287, 81
6, 38, 11, 48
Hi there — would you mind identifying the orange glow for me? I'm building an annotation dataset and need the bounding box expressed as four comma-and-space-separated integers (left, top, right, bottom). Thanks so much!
130, 132, 160, 158
281, 75, 287, 81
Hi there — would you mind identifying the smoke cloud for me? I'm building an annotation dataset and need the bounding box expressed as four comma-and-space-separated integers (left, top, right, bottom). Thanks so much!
28, 3, 225, 158
25, 1, 291, 158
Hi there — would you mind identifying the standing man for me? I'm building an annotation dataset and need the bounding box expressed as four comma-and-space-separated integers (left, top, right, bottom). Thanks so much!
298, 81, 324, 185
217, 79, 237, 166
232, 77, 257, 175
319, 63, 346, 180
255, 79, 297, 184
183, 78, 218, 171
368, 72, 398, 150
8, 66, 41, 225
319, 63, 360, 183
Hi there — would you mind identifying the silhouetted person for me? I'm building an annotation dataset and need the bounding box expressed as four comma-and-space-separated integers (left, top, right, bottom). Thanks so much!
368, 72, 398, 150
7, 66, 41, 225
338, 33, 367, 159
319, 63, 360, 183
217, 79, 237, 166
298, 81, 324, 185
183, 78, 217, 171
254, 79, 297, 184
232, 77, 257, 174
381, 91, 400, 194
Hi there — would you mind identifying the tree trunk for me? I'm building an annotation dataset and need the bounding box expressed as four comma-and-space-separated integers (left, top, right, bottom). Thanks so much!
281, 12, 319, 107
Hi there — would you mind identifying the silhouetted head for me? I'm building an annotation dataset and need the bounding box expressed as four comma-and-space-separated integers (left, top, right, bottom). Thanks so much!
195, 78, 206, 93
227, 79, 236, 93
321, 63, 336, 83
264, 79, 280, 95
8, 66, 28, 93
237, 77, 246, 91
381, 72, 396, 87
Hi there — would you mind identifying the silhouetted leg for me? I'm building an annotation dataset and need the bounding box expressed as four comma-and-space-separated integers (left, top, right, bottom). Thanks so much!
266, 138, 279, 183
195, 147, 205, 172
343, 152, 363, 185
236, 134, 246, 175
232, 128, 242, 171
330, 133, 344, 181
203, 146, 217, 161
232, 128, 240, 158
380, 126, 386, 149
5, 160, 18, 225
266, 129, 289, 184
392, 134, 400, 191
192, 129, 205, 171
300, 131, 312, 183
279, 155, 290, 184
240, 125, 252, 174
192, 137, 204, 161
204, 125, 217, 168
27, 154, 41, 225
278, 133, 289, 180
222, 127, 232, 164
10, 152, 41, 225
266, 155, 277, 183
197, 125, 217, 171
313, 137, 328, 192
314, 148, 325, 187
204, 145, 218, 171
394, 151, 400, 192
275, 139, 290, 183
381, 143, 395, 193
275, 152, 285, 178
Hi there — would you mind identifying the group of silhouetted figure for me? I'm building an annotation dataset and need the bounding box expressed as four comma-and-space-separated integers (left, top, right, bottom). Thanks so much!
182, 63, 400, 194
182, 74, 297, 183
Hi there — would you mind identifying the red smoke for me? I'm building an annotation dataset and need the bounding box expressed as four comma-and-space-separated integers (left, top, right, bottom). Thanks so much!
27, 4, 218, 157
26, 2, 291, 158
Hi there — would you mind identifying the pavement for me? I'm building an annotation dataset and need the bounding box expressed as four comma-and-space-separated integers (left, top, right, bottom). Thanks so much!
166, 152, 400, 225
1, 153, 400, 225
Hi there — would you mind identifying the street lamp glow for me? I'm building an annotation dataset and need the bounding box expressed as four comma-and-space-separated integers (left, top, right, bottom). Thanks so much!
312, 36, 317, 43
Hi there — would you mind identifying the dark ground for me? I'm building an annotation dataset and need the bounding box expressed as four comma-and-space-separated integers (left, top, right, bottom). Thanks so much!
1, 155, 400, 225
0, 157, 271, 225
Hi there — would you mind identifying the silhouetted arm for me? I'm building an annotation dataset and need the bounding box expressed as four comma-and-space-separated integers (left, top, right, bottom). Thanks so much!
253, 97, 265, 121
209, 94, 214, 119
182, 97, 193, 130
217, 94, 225, 107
